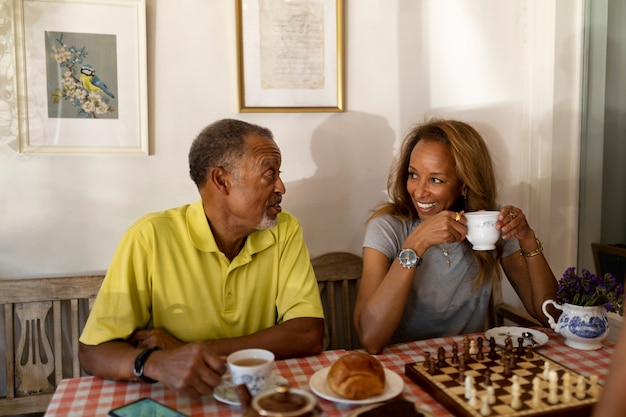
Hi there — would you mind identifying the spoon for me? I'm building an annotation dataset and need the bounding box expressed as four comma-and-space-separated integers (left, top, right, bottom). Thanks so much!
521, 331, 539, 345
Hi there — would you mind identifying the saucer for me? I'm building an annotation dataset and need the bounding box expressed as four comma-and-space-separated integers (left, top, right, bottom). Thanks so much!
213, 374, 288, 405
484, 326, 549, 348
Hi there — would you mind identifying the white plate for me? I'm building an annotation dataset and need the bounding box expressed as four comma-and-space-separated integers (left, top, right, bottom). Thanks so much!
213, 374, 288, 405
484, 326, 549, 348
309, 367, 403, 405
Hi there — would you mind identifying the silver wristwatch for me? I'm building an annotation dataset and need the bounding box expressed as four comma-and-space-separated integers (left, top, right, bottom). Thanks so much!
398, 248, 422, 269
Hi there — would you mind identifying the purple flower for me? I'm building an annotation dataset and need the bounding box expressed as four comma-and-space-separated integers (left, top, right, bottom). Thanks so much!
556, 267, 624, 314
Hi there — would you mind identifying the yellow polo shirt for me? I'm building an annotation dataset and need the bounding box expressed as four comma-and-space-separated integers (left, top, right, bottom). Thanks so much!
80, 200, 324, 345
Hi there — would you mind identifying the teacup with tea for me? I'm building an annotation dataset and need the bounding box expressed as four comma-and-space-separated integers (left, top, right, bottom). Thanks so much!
227, 348, 275, 396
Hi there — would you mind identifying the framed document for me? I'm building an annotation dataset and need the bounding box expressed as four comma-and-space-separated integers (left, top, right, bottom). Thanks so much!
236, 0, 344, 113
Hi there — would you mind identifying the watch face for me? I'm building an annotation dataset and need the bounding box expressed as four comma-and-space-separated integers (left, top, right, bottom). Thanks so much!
399, 249, 418, 268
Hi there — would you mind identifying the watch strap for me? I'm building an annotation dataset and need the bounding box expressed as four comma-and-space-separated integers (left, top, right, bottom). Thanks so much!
133, 347, 160, 383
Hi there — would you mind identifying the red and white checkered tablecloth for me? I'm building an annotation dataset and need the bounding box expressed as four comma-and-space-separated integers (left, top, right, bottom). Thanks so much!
43, 329, 615, 417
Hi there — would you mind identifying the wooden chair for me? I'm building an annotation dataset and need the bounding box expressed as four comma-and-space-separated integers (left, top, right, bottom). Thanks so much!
0, 275, 104, 416
488, 272, 541, 328
591, 242, 626, 283
312, 252, 362, 351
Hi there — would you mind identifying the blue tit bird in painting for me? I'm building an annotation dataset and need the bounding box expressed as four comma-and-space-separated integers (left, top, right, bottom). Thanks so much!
80, 64, 115, 98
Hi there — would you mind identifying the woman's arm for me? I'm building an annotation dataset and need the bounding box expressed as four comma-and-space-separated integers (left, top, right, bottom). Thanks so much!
354, 211, 467, 354
353, 247, 419, 354
498, 206, 558, 325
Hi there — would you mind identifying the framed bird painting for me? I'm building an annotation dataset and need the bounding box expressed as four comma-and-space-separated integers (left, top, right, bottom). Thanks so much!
14, 0, 148, 155
236, 0, 344, 113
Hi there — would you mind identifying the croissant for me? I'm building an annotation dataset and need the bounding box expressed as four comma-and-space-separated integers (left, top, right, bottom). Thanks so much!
327, 351, 386, 400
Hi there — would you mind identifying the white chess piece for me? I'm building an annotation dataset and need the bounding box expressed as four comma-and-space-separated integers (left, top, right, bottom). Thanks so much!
480, 395, 491, 416
469, 388, 478, 407
575, 375, 586, 400
487, 386, 496, 405
542, 361, 551, 379
562, 372, 572, 403
510, 381, 522, 409
465, 375, 475, 400
589, 374, 600, 398
469, 339, 477, 354
532, 377, 542, 407
548, 370, 559, 404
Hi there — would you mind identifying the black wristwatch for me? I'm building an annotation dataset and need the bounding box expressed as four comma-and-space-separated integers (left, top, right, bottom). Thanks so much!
398, 248, 422, 269
133, 347, 160, 383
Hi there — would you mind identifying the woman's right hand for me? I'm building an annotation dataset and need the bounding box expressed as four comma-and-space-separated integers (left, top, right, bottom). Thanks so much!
404, 210, 467, 254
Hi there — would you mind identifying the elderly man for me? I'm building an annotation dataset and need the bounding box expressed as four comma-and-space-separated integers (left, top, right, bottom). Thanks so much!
79, 119, 324, 398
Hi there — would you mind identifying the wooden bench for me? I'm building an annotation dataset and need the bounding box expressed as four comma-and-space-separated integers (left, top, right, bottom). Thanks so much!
0, 275, 104, 416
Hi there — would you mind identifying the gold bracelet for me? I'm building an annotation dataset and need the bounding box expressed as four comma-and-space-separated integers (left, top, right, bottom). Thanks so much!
521, 238, 543, 257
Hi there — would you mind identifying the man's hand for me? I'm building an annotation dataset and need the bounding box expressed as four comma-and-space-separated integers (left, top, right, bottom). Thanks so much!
145, 342, 227, 399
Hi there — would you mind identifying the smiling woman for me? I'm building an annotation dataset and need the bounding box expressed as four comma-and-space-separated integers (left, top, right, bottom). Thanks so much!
353, 119, 559, 354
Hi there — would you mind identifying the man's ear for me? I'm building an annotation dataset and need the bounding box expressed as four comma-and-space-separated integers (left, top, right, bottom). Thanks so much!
209, 166, 230, 193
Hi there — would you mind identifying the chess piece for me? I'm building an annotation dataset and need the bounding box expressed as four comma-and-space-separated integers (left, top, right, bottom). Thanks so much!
476, 337, 484, 360
468, 388, 478, 407
480, 395, 491, 416
517, 337, 524, 356
503, 358, 512, 377
423, 351, 430, 369
428, 357, 437, 374
469, 339, 477, 354
562, 372, 572, 403
465, 375, 475, 400
548, 370, 559, 404
542, 361, 550, 379
451, 342, 459, 365
483, 369, 492, 386
487, 386, 496, 405
457, 357, 466, 383
437, 346, 447, 367
525, 345, 534, 359
510, 381, 522, 410
508, 353, 516, 370
575, 375, 586, 400
488, 337, 498, 360
589, 374, 600, 397
531, 376, 542, 407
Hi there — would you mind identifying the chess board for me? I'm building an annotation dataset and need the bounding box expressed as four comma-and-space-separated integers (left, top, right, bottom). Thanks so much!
405, 341, 601, 417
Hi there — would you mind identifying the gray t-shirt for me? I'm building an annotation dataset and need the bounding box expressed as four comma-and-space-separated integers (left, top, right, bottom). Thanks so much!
363, 214, 520, 343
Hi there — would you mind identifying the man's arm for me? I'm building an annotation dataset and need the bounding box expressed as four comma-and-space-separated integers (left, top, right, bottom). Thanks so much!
78, 340, 226, 399
205, 317, 324, 358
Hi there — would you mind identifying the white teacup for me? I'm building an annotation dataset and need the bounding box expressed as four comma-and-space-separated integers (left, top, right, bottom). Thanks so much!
465, 211, 500, 250
227, 348, 275, 396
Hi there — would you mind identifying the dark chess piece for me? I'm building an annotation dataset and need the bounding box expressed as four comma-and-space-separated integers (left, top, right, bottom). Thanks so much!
476, 337, 484, 360
457, 357, 466, 383
509, 353, 517, 370
488, 336, 498, 360
517, 337, 525, 356
423, 351, 431, 369
437, 346, 447, 368
503, 359, 512, 377
428, 357, 437, 374
525, 345, 534, 359
451, 342, 459, 364
484, 369, 492, 386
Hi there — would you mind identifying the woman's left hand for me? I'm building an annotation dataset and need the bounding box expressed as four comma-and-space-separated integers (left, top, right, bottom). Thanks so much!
497, 205, 534, 241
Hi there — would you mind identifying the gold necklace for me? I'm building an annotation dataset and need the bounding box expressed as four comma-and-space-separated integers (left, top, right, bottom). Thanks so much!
441, 246, 450, 267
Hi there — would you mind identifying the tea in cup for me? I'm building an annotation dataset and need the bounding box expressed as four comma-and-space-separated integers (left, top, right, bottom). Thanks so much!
464, 211, 500, 250
227, 348, 275, 396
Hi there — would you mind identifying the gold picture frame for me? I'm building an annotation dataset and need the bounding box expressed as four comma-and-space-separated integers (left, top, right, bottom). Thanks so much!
236, 0, 344, 113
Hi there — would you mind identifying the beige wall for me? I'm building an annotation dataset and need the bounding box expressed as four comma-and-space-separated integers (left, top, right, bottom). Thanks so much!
0, 0, 583, 295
